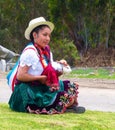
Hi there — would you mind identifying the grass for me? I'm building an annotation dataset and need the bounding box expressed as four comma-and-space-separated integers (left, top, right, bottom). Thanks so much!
1, 68, 115, 129
64, 68, 115, 79
0, 104, 115, 130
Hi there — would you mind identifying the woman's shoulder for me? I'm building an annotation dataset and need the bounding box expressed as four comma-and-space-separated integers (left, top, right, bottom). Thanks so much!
21, 43, 38, 56
20, 43, 39, 60
19, 43, 40, 67
23, 43, 36, 52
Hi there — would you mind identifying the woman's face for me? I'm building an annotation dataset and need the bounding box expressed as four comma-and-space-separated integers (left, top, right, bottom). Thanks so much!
33, 26, 51, 48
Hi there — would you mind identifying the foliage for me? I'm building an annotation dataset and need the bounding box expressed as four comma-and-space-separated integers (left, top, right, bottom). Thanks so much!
0, 0, 115, 66
46, 0, 115, 53
0, 103, 115, 130
0, 0, 48, 52
50, 38, 78, 66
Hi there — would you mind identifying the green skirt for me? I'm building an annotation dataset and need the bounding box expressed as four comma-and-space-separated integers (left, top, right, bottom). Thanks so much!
9, 81, 64, 112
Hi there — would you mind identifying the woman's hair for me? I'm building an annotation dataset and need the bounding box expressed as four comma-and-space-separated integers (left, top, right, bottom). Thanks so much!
30, 25, 50, 42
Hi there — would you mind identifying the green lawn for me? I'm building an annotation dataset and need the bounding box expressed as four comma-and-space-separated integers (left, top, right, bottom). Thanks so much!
64, 68, 115, 79
0, 104, 115, 130
1, 68, 115, 129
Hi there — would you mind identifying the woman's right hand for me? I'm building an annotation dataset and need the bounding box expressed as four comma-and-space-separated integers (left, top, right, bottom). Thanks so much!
39, 75, 47, 84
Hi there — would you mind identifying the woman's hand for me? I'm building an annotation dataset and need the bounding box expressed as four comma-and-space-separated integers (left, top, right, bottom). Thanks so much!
56, 70, 63, 76
57, 59, 68, 66
39, 75, 47, 84
17, 65, 47, 83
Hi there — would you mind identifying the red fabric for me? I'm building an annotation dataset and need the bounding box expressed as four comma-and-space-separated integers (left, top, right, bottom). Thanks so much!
42, 64, 59, 91
34, 43, 50, 61
34, 43, 59, 90
34, 43, 50, 68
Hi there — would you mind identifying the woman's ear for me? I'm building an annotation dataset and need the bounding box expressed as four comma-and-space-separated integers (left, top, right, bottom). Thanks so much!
33, 32, 38, 39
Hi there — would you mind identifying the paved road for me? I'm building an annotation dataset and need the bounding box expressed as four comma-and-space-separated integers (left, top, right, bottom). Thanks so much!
0, 79, 12, 103
0, 78, 115, 112
78, 87, 115, 112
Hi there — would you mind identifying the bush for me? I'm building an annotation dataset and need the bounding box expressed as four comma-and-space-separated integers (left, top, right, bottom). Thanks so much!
50, 38, 79, 66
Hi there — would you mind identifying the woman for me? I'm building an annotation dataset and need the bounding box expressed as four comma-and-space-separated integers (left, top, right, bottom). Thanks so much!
8, 17, 85, 114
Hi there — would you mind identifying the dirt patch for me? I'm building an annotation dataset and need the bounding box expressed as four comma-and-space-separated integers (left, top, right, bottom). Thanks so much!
76, 47, 115, 67
61, 78, 115, 89
1, 71, 115, 89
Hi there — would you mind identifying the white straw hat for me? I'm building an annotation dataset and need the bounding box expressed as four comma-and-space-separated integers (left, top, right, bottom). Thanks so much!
24, 17, 54, 40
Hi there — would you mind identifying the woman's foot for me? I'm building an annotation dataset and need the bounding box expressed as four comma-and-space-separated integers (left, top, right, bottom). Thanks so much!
66, 105, 86, 114
73, 106, 86, 113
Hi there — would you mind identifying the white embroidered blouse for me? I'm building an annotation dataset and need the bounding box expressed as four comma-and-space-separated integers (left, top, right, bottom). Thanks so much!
19, 44, 63, 76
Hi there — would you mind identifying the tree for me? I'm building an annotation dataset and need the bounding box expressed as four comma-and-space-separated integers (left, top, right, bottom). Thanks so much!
0, 0, 48, 52
0, 0, 115, 66
46, 0, 115, 57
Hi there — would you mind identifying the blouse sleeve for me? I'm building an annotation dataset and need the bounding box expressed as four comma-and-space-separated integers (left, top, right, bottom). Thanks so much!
50, 52, 63, 71
19, 49, 39, 70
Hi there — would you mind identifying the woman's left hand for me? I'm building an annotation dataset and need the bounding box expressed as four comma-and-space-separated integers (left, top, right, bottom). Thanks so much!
57, 59, 68, 66
56, 70, 63, 76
